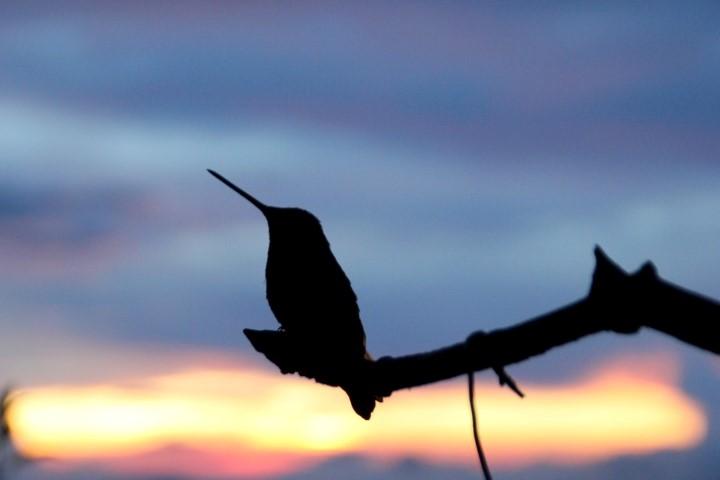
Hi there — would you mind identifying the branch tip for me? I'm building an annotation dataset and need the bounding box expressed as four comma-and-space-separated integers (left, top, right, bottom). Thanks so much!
492, 366, 525, 398
637, 261, 658, 279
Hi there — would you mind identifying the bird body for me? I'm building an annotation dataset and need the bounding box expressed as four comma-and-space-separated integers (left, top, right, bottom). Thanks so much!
209, 170, 377, 418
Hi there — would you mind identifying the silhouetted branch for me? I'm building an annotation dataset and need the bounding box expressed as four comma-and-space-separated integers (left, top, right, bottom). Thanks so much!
245, 246, 720, 413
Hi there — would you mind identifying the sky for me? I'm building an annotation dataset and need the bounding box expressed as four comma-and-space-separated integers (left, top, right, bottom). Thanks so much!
1, 1, 720, 479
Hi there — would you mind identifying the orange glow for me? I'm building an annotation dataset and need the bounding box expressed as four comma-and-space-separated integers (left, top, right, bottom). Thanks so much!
366, 366, 705, 468
8, 353, 707, 477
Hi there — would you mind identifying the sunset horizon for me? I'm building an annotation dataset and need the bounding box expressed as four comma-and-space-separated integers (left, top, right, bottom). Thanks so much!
6, 349, 708, 478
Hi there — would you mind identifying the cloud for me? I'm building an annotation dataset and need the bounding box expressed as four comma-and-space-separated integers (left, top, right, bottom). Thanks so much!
6, 350, 707, 480
0, 183, 148, 277
0, 5, 717, 480
1, 1, 719, 159
2, 96, 720, 357
1, 2, 719, 441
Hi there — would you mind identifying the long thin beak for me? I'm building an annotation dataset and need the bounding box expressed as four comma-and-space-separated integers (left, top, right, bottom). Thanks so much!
207, 169, 269, 214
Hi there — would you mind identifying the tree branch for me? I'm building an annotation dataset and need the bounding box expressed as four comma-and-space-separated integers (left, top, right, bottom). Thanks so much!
245, 246, 720, 409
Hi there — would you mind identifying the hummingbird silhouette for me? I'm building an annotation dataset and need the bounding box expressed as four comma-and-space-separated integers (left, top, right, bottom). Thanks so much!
209, 170, 379, 419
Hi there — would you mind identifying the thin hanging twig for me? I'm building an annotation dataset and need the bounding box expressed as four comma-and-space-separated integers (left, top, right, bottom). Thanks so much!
468, 371, 493, 480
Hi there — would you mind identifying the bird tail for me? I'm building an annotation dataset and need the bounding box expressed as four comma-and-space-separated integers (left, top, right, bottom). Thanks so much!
342, 351, 384, 420
342, 384, 382, 421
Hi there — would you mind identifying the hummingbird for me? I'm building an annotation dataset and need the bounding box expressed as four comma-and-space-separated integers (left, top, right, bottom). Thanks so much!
208, 170, 378, 419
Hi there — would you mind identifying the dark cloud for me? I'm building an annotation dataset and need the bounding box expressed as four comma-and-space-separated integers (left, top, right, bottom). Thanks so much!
0, 175, 259, 276
0, 183, 145, 279
0, 184, 140, 246
0, 180, 267, 349
1, 0, 718, 156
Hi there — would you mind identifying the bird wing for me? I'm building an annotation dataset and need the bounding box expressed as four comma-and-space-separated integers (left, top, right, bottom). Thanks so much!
265, 245, 367, 357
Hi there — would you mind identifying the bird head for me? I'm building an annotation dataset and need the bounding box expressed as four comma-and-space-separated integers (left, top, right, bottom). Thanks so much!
208, 170, 325, 241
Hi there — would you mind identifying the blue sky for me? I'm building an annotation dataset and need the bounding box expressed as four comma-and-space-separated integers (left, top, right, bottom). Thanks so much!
1, 2, 719, 478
